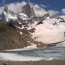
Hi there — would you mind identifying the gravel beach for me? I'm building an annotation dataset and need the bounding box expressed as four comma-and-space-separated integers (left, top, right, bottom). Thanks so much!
0, 60, 65, 65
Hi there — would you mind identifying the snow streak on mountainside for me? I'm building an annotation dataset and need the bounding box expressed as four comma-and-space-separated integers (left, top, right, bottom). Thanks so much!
1, 1, 65, 49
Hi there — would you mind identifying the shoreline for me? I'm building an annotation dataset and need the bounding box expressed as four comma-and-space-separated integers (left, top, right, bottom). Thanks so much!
0, 60, 65, 65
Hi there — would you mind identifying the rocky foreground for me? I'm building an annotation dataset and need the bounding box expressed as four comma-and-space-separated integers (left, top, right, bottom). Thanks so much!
0, 60, 65, 65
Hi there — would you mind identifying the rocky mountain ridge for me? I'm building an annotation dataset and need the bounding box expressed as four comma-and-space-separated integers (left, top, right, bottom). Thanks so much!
0, 2, 65, 50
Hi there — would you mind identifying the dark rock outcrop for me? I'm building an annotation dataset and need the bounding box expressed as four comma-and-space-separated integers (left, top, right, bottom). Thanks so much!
0, 20, 30, 50
1, 5, 9, 22
22, 3, 35, 18
4, 5, 9, 13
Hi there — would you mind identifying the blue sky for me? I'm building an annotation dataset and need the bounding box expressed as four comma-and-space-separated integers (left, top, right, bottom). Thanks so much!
0, 0, 65, 17
0, 0, 65, 11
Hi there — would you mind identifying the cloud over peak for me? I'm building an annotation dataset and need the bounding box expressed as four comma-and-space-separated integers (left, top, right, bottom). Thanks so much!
48, 10, 59, 16
0, 1, 59, 17
62, 8, 65, 14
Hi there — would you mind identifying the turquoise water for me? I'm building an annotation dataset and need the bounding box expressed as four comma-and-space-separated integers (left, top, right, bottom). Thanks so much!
0, 46, 65, 60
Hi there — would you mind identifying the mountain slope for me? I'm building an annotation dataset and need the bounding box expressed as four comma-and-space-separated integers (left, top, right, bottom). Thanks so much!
0, 2, 65, 50
0, 21, 30, 50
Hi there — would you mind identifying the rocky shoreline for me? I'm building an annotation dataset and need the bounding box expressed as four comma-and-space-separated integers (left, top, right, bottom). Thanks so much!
0, 60, 65, 65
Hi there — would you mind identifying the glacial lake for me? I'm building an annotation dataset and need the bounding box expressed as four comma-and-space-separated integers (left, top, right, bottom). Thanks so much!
0, 46, 65, 61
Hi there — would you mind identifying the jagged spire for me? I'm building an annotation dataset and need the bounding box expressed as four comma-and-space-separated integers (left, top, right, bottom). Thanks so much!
4, 5, 9, 13
22, 0, 35, 18
1, 5, 9, 22
28, 0, 30, 4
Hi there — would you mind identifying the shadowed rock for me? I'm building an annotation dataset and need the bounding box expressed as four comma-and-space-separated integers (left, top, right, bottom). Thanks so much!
22, 3, 35, 18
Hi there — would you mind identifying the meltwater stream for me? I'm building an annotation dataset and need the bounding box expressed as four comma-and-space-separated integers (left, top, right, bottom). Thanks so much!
0, 46, 65, 61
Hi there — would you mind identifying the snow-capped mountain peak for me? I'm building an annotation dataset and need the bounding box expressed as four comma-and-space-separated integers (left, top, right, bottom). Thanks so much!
2, 5, 17, 22
1, 2, 65, 50
22, 3, 35, 18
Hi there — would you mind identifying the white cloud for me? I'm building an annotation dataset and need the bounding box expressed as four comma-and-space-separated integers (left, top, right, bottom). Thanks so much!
33, 4, 59, 17
48, 10, 59, 16
8, 1, 26, 13
40, 4, 49, 8
0, 6, 4, 14
32, 4, 47, 16
0, 1, 26, 14
62, 8, 65, 14
0, 1, 59, 17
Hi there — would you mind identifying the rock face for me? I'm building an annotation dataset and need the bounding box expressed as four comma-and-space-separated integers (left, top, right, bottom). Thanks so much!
1, 6, 9, 22
0, 2, 65, 50
1, 12, 6, 22
4, 5, 9, 13
0, 20, 47, 50
0, 21, 33, 50
22, 3, 35, 18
